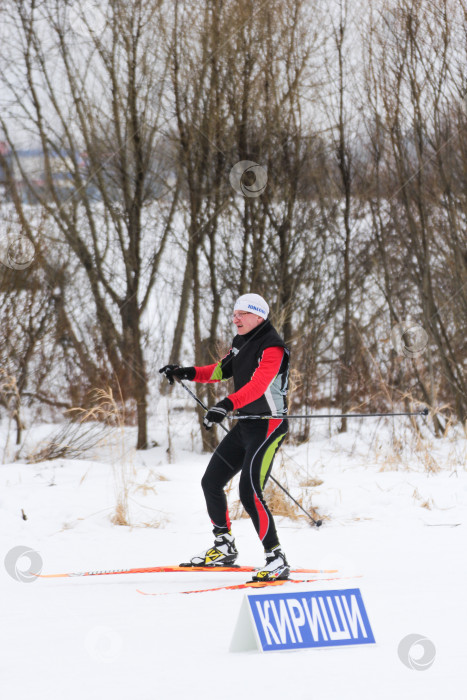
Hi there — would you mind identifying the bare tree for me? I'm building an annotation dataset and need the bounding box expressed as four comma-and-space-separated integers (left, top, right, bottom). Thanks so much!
362, 0, 467, 427
318, 0, 367, 432
0, 0, 178, 448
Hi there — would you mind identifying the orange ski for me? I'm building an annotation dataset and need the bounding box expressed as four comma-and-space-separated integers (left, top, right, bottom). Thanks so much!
136, 575, 360, 596
36, 565, 338, 579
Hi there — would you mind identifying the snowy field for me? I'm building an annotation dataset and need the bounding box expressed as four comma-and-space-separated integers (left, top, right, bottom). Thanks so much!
1, 407, 466, 700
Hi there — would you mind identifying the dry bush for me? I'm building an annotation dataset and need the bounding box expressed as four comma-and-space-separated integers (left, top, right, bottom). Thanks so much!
26, 420, 116, 463
26, 387, 123, 463
26, 387, 139, 527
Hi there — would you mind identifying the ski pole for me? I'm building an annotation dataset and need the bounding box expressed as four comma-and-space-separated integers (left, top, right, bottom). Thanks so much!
167, 375, 322, 527
176, 379, 428, 420
231, 408, 429, 420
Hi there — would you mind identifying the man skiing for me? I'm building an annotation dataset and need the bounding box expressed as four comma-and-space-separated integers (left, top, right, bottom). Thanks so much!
159, 293, 290, 581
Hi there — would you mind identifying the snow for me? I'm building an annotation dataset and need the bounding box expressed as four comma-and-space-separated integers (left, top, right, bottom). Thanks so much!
1, 409, 466, 700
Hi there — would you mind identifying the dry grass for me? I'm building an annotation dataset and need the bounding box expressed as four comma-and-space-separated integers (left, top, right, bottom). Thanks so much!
264, 480, 304, 519
134, 472, 168, 496
77, 388, 135, 528
376, 435, 407, 471
300, 476, 324, 488
375, 432, 442, 473
412, 487, 435, 510
228, 483, 302, 522
26, 387, 123, 463
372, 399, 447, 473
26, 421, 116, 463
138, 515, 169, 529
412, 432, 441, 473
27, 387, 134, 526
27, 387, 171, 529
110, 500, 129, 526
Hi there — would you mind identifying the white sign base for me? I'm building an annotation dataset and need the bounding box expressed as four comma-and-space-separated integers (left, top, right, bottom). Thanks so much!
229, 597, 261, 652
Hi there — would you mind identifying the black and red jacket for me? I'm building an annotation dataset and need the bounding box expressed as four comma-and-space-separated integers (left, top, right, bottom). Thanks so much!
194, 320, 289, 416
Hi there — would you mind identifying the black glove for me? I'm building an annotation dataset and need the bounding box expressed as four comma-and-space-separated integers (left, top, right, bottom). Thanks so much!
159, 364, 196, 385
203, 397, 234, 430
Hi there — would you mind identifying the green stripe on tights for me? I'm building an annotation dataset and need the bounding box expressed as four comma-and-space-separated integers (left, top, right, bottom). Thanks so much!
259, 434, 284, 490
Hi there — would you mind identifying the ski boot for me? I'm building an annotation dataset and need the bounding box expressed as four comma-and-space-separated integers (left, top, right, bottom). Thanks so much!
182, 531, 239, 567
251, 546, 290, 581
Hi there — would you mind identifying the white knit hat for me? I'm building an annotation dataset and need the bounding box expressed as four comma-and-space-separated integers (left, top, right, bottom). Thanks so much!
234, 293, 269, 320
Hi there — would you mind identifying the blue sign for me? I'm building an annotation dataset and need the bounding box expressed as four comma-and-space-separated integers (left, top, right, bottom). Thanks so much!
246, 588, 375, 652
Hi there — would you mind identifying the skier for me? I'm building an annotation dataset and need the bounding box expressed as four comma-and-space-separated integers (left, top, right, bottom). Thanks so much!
159, 293, 290, 581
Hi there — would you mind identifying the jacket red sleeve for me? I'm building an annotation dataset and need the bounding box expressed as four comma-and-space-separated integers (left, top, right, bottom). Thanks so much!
193, 363, 225, 382
193, 348, 235, 383
227, 346, 284, 410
